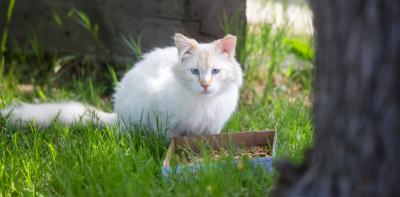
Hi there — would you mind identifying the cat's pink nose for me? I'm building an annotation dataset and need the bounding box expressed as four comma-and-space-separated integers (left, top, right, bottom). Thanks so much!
201, 84, 210, 90
200, 80, 211, 91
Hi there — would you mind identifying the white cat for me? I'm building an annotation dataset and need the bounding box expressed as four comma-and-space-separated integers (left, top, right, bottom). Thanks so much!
1, 34, 243, 137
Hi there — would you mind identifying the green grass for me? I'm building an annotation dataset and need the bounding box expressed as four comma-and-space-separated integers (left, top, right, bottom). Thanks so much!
0, 3, 314, 196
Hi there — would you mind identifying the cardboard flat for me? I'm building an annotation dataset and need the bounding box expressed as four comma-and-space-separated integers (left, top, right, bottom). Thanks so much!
162, 130, 275, 175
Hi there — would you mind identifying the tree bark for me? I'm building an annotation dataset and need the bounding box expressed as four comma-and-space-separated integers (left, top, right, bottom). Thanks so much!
275, 1, 400, 196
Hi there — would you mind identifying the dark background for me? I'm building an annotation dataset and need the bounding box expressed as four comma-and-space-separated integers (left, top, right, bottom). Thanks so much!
0, 0, 246, 63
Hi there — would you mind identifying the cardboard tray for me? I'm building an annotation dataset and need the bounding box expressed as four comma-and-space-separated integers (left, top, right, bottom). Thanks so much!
162, 130, 276, 176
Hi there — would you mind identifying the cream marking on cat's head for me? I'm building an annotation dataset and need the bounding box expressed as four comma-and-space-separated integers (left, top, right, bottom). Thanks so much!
174, 33, 243, 97
198, 51, 211, 68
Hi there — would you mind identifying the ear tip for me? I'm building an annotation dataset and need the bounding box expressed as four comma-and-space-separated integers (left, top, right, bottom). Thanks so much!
174, 33, 185, 40
225, 34, 237, 40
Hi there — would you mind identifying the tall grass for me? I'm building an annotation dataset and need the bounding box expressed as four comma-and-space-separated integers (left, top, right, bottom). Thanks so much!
0, 0, 15, 80
0, 0, 314, 195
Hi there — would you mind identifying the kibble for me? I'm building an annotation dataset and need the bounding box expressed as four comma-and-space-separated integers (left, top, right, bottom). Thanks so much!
176, 146, 271, 164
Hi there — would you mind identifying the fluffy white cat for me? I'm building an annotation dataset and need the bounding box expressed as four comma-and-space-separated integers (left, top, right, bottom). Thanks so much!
1, 34, 243, 137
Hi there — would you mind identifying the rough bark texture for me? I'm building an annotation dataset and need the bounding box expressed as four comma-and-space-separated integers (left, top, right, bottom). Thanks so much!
0, 0, 246, 62
275, 0, 400, 196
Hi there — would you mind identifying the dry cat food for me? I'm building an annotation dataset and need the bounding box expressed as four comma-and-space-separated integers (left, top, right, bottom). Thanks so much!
176, 146, 271, 164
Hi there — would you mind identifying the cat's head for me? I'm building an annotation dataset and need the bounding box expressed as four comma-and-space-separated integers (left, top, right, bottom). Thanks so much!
173, 33, 243, 96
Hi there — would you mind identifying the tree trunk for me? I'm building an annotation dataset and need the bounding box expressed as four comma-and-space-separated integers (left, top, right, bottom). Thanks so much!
275, 1, 400, 196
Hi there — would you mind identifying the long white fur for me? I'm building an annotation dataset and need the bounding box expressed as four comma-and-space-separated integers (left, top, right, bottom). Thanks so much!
1, 34, 243, 137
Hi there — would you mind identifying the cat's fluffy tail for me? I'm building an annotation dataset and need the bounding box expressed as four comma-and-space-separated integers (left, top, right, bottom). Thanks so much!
0, 102, 117, 127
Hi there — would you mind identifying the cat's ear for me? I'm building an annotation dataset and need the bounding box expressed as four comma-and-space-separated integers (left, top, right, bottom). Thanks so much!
216, 34, 237, 57
174, 33, 198, 61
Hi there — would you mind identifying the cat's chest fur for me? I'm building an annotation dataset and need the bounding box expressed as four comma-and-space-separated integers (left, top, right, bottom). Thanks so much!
113, 34, 242, 138
163, 85, 239, 137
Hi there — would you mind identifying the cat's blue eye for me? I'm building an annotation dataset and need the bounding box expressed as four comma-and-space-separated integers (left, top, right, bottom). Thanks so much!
212, 68, 220, 74
190, 68, 200, 75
